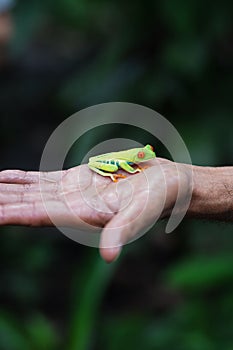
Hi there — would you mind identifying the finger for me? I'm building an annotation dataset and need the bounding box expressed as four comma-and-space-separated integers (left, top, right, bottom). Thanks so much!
0, 169, 65, 185
99, 199, 157, 262
0, 182, 63, 204
99, 165, 169, 263
99, 246, 122, 264
0, 170, 40, 184
0, 198, 81, 227
100, 196, 164, 263
0, 201, 52, 226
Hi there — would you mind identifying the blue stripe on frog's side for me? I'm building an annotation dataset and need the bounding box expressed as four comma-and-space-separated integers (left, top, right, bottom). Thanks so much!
96, 160, 119, 166
96, 160, 134, 166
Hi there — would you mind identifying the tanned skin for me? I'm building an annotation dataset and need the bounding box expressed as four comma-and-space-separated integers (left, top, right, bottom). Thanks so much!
0, 158, 232, 263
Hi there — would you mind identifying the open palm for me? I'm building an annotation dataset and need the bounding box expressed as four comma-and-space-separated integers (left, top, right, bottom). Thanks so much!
0, 158, 185, 262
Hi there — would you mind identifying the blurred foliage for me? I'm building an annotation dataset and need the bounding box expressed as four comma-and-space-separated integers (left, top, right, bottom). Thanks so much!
0, 0, 233, 349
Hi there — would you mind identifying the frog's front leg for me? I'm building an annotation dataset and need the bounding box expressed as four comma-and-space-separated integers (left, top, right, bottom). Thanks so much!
88, 161, 126, 182
118, 160, 141, 174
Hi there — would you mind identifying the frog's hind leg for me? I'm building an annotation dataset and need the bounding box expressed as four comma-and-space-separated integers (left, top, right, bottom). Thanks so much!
88, 162, 126, 182
88, 165, 114, 181
119, 161, 141, 174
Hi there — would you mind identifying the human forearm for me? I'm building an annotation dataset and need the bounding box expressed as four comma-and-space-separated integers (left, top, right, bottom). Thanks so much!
188, 166, 233, 221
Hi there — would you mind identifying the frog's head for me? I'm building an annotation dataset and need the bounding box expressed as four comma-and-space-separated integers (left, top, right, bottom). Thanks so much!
133, 144, 156, 163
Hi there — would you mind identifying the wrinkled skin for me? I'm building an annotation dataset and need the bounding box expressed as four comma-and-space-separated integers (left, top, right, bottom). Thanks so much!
0, 158, 190, 262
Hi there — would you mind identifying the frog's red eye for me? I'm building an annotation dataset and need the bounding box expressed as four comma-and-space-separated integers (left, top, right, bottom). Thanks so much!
138, 151, 145, 158
149, 145, 154, 151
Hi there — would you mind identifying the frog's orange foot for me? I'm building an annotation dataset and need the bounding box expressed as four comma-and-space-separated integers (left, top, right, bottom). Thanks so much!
137, 165, 149, 171
112, 174, 127, 182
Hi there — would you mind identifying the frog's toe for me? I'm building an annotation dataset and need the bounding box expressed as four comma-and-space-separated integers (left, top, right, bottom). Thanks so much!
112, 174, 126, 182
137, 165, 149, 171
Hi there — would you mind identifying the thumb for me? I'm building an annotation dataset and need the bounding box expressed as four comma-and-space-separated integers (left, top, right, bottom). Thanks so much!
99, 197, 162, 263
99, 166, 167, 263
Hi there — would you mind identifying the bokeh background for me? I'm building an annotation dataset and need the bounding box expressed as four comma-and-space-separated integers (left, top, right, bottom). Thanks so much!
0, 0, 233, 349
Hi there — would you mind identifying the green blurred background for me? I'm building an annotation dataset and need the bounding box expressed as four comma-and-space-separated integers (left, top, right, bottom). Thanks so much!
0, 0, 233, 349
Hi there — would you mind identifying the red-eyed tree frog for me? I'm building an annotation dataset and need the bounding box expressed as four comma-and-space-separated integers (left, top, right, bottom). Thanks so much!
88, 144, 156, 182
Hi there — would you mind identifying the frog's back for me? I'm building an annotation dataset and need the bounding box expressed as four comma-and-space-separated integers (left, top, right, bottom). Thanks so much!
89, 148, 137, 162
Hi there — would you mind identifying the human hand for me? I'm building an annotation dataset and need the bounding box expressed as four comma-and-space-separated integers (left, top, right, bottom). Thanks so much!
0, 158, 191, 262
